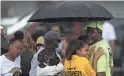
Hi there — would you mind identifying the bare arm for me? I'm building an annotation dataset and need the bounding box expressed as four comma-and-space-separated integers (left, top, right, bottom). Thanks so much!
92, 59, 97, 72
97, 72, 106, 76
109, 40, 115, 55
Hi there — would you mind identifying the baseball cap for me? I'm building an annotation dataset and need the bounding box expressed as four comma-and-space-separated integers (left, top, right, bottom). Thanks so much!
36, 36, 44, 45
86, 22, 103, 31
44, 31, 65, 40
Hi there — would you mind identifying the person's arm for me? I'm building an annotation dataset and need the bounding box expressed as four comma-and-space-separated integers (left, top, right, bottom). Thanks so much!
109, 40, 115, 55
92, 48, 104, 72
97, 73, 106, 76
0, 58, 2, 75
92, 59, 97, 72
92, 63, 106, 76
89, 47, 104, 73
29, 54, 39, 76
96, 54, 106, 76
108, 23, 116, 56
61, 40, 68, 58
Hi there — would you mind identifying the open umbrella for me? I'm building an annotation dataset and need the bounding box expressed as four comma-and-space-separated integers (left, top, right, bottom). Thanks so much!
28, 2, 113, 22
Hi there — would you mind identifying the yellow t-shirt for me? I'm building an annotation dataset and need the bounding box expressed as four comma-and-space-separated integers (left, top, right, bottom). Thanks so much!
89, 39, 113, 76
64, 55, 96, 76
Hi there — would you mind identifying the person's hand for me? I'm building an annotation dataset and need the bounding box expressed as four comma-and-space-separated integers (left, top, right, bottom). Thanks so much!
93, 47, 104, 61
59, 59, 64, 64
88, 46, 96, 57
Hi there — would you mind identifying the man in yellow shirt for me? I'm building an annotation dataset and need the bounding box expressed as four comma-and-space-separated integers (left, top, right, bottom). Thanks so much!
86, 22, 113, 76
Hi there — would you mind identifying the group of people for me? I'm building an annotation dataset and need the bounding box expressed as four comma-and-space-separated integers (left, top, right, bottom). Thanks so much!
0, 21, 115, 76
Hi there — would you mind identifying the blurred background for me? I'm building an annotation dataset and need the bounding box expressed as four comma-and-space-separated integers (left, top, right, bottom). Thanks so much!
1, 1, 124, 76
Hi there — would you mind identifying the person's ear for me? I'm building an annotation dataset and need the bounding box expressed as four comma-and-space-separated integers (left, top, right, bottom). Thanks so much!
76, 50, 81, 55
9, 45, 12, 51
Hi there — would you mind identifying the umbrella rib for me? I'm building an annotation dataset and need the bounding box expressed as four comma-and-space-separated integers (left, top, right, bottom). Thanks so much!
81, 2, 92, 18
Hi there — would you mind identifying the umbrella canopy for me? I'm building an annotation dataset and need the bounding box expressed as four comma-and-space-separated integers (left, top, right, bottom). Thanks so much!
28, 2, 113, 22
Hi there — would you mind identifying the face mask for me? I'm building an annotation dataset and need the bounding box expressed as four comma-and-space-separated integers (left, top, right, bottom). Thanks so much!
56, 43, 62, 53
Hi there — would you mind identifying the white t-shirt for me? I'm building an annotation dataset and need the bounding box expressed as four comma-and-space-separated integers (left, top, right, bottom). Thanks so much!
0, 55, 21, 76
102, 21, 116, 43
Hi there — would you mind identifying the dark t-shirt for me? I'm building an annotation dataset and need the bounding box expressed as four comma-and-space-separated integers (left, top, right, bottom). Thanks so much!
21, 51, 33, 76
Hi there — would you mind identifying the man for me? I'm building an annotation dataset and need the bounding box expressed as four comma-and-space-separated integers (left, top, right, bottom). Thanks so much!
29, 31, 64, 76
102, 21, 116, 55
86, 22, 113, 76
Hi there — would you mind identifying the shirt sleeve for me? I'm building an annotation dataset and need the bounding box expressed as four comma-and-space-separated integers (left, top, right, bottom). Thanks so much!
97, 54, 106, 72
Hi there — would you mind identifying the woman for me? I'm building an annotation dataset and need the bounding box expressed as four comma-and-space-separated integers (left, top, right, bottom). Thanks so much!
64, 40, 104, 76
0, 33, 23, 76
21, 31, 36, 76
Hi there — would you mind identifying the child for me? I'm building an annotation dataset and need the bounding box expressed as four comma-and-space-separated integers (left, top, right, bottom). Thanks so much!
64, 40, 104, 76
0, 33, 23, 76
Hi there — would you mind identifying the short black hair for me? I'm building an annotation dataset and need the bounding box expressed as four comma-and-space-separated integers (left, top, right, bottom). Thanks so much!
66, 40, 86, 60
14, 31, 24, 40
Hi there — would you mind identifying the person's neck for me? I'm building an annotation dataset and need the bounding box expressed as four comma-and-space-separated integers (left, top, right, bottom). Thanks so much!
97, 37, 103, 42
94, 37, 103, 43
5, 52, 15, 62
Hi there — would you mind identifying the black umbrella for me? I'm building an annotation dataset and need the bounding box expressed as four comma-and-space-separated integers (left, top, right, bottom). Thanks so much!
28, 2, 113, 22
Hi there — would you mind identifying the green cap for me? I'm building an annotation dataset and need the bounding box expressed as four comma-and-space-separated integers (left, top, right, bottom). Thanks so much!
86, 22, 103, 31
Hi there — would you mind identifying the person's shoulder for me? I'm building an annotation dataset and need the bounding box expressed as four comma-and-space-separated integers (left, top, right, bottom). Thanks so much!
97, 40, 111, 52
0, 55, 6, 64
101, 40, 111, 47
76, 56, 89, 64
95, 39, 108, 45
92, 39, 111, 50
81, 57, 89, 62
